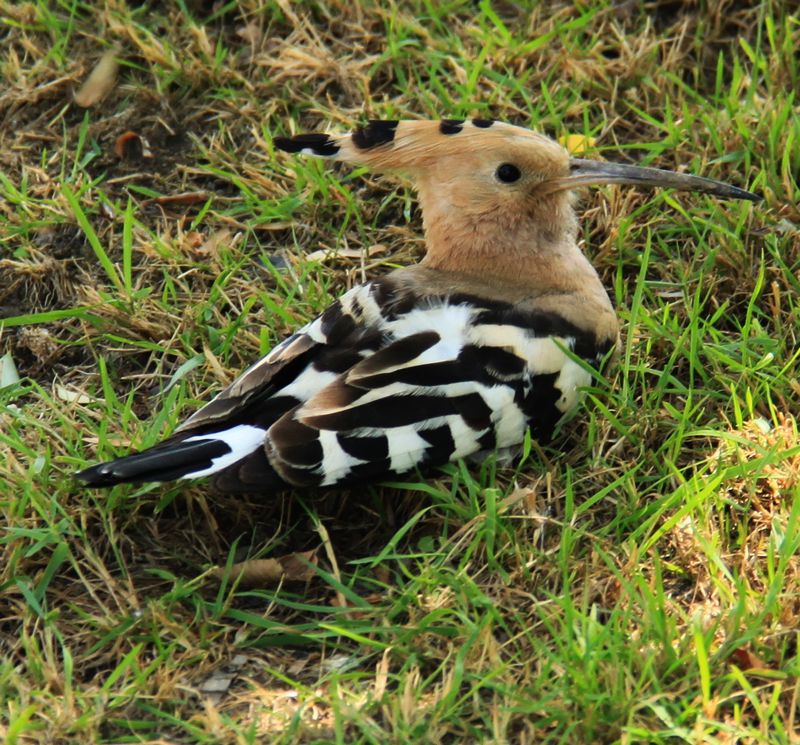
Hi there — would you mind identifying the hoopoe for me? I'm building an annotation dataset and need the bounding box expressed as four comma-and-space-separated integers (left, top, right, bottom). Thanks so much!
76, 119, 758, 492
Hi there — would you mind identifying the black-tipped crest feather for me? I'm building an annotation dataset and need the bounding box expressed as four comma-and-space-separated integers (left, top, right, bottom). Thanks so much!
274, 133, 340, 157
352, 120, 399, 149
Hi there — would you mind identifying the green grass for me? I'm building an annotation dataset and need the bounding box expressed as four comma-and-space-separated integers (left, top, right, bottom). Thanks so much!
1, 0, 799, 742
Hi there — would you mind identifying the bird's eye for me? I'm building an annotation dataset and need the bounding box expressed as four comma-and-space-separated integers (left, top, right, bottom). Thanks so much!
496, 163, 521, 183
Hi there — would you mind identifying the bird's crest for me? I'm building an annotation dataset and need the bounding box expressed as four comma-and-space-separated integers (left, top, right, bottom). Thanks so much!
273, 118, 568, 175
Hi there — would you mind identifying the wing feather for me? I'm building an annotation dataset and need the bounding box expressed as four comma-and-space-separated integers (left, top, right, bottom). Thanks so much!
266, 326, 538, 487
260, 290, 608, 489
175, 280, 389, 433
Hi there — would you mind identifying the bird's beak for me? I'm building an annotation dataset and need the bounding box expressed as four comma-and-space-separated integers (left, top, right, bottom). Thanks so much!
543, 158, 760, 202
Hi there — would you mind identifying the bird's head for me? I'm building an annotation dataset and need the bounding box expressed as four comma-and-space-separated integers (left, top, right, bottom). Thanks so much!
275, 119, 758, 283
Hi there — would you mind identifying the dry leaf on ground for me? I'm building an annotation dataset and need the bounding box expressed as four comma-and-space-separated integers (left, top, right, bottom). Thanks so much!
211, 550, 318, 587
142, 191, 209, 208
74, 50, 118, 107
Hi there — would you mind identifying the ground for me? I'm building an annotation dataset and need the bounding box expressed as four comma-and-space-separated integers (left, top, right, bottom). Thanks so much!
1, 1, 799, 743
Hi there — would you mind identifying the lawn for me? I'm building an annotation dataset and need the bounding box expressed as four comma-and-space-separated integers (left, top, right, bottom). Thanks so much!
1, 1, 799, 742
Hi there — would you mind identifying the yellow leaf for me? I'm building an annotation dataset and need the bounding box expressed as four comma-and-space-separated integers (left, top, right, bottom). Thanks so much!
558, 133, 597, 155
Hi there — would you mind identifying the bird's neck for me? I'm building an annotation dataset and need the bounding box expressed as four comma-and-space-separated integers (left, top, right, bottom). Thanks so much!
419, 205, 607, 303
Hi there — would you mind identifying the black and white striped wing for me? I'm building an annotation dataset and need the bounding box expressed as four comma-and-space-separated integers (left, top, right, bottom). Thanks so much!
263, 299, 599, 488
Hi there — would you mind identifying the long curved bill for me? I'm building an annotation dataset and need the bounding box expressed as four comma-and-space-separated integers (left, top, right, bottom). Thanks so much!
545, 158, 760, 202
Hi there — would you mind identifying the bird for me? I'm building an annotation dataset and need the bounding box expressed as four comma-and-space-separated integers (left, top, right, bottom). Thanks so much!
76, 118, 758, 492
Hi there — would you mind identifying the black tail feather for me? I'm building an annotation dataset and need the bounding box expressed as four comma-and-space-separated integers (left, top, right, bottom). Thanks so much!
75, 438, 231, 487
